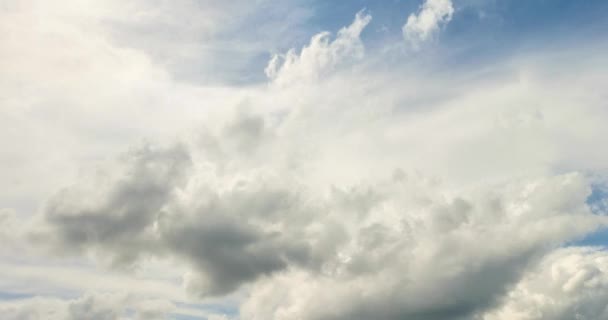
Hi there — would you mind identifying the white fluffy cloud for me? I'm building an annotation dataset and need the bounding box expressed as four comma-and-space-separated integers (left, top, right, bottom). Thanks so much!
482, 247, 608, 320
239, 173, 607, 320
403, 0, 454, 49
265, 10, 371, 86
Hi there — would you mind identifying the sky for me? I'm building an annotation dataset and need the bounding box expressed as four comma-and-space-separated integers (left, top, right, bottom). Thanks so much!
1, 0, 608, 319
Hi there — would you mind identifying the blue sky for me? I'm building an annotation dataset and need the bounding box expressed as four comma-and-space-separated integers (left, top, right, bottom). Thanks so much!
81, 0, 608, 86
174, 0, 608, 85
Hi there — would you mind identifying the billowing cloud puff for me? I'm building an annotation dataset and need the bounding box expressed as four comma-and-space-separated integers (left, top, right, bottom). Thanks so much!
265, 10, 371, 86
483, 247, 608, 320
403, 0, 454, 49
240, 173, 607, 320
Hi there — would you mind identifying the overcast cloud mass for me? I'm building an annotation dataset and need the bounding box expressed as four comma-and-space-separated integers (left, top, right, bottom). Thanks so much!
2, 0, 608, 319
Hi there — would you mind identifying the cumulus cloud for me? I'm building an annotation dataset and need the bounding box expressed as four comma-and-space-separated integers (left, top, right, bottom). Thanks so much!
3, 3, 608, 320
482, 247, 608, 320
265, 10, 371, 86
31, 129, 608, 317
403, 0, 454, 49
240, 173, 607, 320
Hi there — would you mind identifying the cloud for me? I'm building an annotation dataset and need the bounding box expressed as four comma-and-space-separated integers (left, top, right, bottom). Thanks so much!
31, 130, 608, 317
0, 293, 174, 320
403, 0, 454, 49
265, 10, 371, 86
482, 247, 608, 320
160, 179, 312, 296
36, 143, 191, 266
29, 111, 308, 293
240, 173, 607, 320
3, 3, 608, 320
0, 0, 234, 217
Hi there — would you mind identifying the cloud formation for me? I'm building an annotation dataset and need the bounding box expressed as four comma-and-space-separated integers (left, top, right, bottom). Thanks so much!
2, 2, 608, 320
403, 0, 454, 49
32, 116, 608, 318
484, 247, 608, 319
240, 173, 607, 320
265, 10, 371, 85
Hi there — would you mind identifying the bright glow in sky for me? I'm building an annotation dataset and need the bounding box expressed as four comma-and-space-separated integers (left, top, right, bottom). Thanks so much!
2, 1, 608, 319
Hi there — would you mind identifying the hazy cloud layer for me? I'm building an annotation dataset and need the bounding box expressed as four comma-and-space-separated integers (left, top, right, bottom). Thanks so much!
0, 293, 174, 320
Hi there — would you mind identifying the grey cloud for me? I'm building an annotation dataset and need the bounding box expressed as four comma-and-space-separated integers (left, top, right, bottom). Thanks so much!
164, 215, 289, 296
35, 116, 314, 295
222, 110, 267, 153
159, 177, 313, 296
40, 143, 191, 265
335, 252, 539, 320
